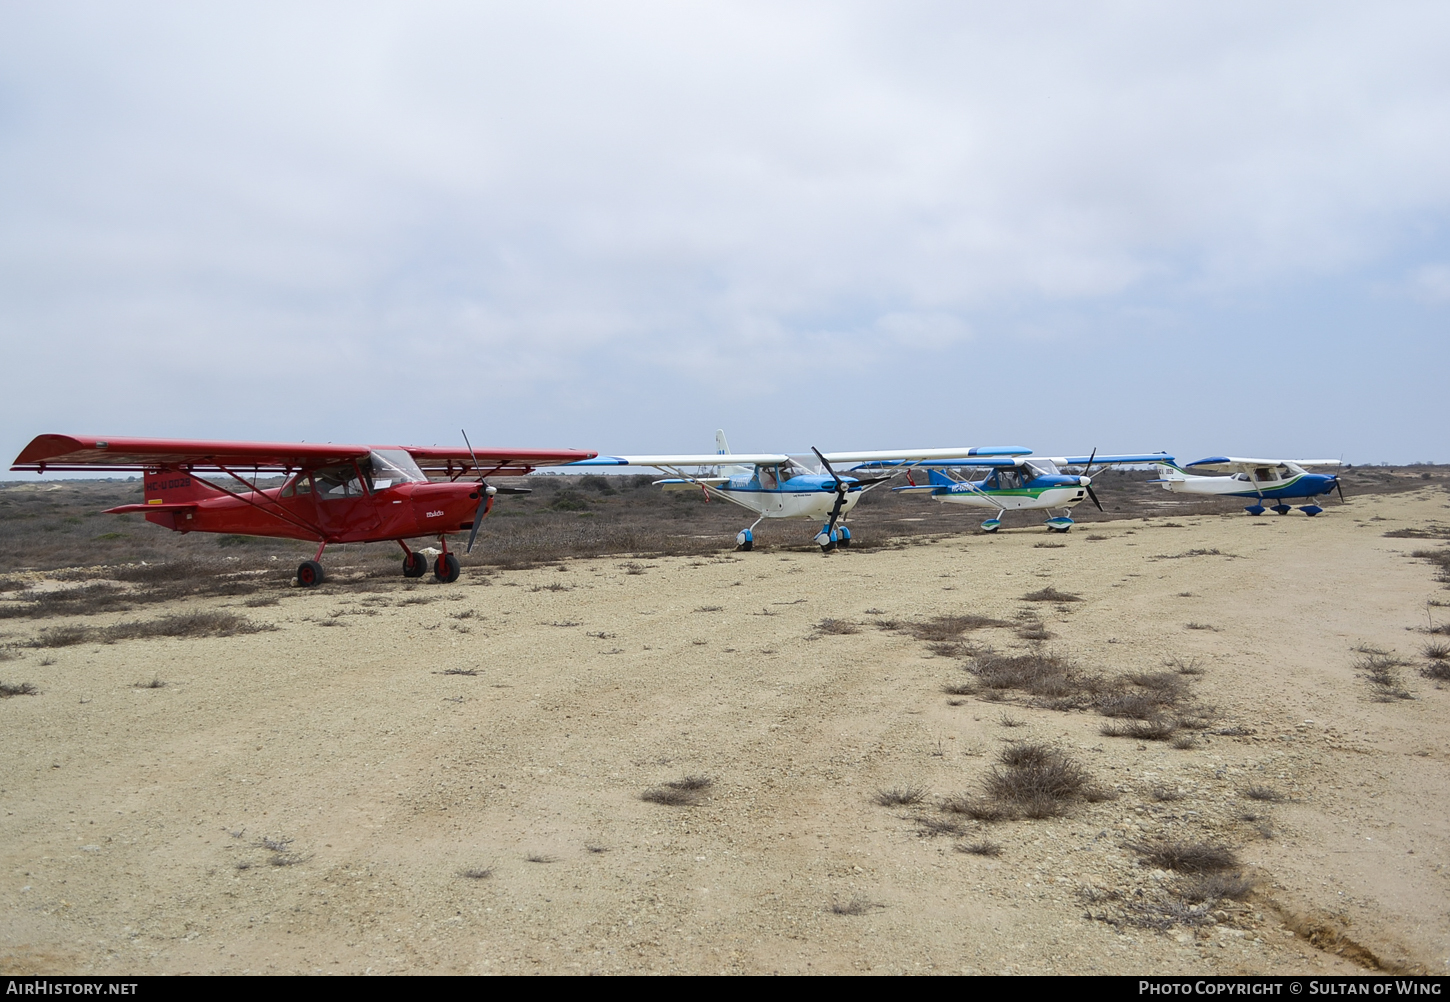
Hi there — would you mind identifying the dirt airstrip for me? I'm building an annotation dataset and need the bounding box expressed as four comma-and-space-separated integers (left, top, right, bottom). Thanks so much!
2, 488, 1449, 975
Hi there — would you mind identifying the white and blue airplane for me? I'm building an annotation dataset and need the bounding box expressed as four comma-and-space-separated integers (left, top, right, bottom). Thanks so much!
1152, 457, 1343, 515
570, 432, 1032, 551
858, 451, 1174, 532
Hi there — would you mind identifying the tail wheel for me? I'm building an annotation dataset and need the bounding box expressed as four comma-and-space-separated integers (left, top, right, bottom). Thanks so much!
297, 560, 324, 587
434, 553, 461, 583
402, 552, 427, 578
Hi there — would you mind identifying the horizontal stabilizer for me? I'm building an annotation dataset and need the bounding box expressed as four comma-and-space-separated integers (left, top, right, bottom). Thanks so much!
655, 477, 730, 491
928, 468, 956, 488
103, 503, 198, 514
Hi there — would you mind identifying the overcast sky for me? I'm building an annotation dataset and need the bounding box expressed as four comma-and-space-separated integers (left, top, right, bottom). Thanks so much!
2, 1, 1448, 473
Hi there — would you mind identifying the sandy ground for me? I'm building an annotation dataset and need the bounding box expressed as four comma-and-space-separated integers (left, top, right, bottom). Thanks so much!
2, 489, 1449, 976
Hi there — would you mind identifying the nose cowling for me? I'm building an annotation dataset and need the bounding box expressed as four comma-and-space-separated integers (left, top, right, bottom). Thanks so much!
1078, 475, 1091, 487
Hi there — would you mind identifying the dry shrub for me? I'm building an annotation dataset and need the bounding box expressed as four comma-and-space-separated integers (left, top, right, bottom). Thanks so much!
1129, 840, 1238, 873
940, 796, 1013, 821
969, 649, 1093, 704
874, 785, 927, 807
111, 611, 273, 641
1, 681, 38, 697
906, 614, 1007, 641
982, 742, 1096, 819
460, 868, 494, 880
641, 775, 713, 807
914, 815, 967, 837
1101, 718, 1178, 741
830, 897, 877, 916
32, 626, 90, 648
1021, 586, 1081, 603
814, 618, 859, 635
1175, 872, 1255, 903
1243, 785, 1286, 802
1355, 652, 1415, 700
955, 841, 1003, 857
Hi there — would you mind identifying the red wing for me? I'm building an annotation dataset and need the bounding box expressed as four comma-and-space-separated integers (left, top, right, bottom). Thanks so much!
11, 435, 373, 472
12, 434, 598, 475
406, 446, 597, 476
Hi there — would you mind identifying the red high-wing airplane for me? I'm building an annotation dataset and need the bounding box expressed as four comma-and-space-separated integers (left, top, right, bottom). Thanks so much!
10, 434, 597, 586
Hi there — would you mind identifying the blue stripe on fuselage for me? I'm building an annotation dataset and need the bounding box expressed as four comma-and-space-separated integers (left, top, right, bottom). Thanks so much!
723, 474, 865, 494
1223, 474, 1337, 500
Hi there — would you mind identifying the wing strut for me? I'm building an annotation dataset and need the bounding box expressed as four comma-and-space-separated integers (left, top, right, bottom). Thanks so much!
197, 466, 328, 539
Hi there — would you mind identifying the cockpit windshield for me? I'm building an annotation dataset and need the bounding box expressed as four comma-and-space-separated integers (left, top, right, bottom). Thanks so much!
1025, 460, 1060, 478
368, 449, 427, 489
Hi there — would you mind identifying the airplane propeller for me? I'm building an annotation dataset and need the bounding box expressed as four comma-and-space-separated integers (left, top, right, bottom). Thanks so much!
812, 447, 851, 536
1078, 448, 1104, 512
460, 429, 533, 555
809, 448, 892, 542
462, 430, 488, 554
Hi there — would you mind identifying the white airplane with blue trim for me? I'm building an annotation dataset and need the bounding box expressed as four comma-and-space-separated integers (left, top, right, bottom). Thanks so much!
1152, 457, 1343, 516
570, 432, 1032, 551
859, 451, 1174, 532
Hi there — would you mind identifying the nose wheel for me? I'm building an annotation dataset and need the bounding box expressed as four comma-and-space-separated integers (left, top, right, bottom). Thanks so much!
814, 524, 839, 553
435, 553, 460, 583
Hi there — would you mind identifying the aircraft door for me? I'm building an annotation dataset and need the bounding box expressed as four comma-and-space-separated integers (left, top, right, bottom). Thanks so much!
310, 461, 382, 537
754, 465, 786, 514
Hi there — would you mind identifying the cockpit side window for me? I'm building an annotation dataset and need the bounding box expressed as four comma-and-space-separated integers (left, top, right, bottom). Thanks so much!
1254, 467, 1275, 482
757, 465, 779, 490
280, 473, 311, 498
314, 462, 367, 499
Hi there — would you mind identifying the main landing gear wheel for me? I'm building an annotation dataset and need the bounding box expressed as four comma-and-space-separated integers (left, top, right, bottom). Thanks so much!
735, 529, 754, 551
1271, 504, 1292, 515
297, 560, 325, 587
814, 527, 838, 553
434, 553, 461, 583
837, 526, 852, 548
402, 552, 427, 578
